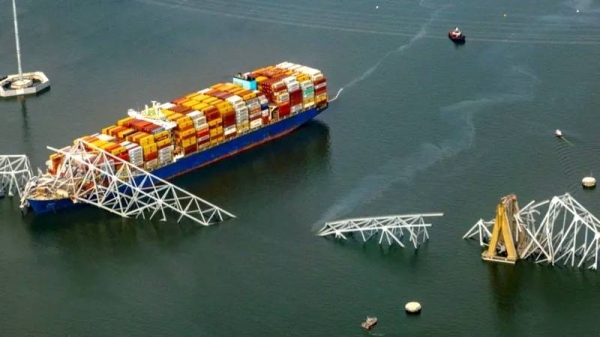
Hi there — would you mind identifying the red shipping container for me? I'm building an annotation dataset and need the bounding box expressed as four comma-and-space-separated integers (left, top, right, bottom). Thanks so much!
278, 102, 291, 117
262, 116, 270, 125
222, 112, 236, 126
313, 77, 326, 85
196, 129, 209, 137
144, 151, 157, 161
184, 144, 198, 155
143, 124, 160, 134
118, 153, 130, 162
289, 89, 302, 106
315, 87, 327, 96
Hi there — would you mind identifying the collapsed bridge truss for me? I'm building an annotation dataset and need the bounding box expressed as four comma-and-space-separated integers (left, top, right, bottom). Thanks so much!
19, 139, 235, 226
463, 193, 600, 270
317, 213, 444, 249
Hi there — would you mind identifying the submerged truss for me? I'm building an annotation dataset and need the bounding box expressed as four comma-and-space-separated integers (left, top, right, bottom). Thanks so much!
23, 139, 235, 226
0, 155, 34, 198
317, 213, 444, 249
464, 193, 600, 270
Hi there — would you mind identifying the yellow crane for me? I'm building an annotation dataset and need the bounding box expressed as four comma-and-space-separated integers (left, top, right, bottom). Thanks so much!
481, 194, 523, 264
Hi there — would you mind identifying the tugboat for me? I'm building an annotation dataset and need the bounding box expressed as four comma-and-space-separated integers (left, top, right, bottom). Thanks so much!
555, 129, 564, 138
448, 27, 466, 44
361, 316, 378, 330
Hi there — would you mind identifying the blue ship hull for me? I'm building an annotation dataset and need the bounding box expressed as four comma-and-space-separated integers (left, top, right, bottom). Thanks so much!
28, 103, 328, 214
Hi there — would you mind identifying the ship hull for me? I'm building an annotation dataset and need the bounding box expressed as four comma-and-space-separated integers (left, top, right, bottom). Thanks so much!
27, 104, 327, 214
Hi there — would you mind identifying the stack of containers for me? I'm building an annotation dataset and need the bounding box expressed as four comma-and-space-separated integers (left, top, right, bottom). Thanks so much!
172, 114, 197, 155
283, 75, 302, 115
258, 94, 270, 125
196, 89, 225, 144
245, 96, 262, 129
275, 62, 316, 109
256, 75, 290, 118
226, 94, 247, 135
119, 141, 144, 167
188, 110, 210, 149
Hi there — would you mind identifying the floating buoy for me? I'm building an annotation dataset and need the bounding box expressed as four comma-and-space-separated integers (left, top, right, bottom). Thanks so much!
376, 5, 379, 9
503, 13, 507, 17
405, 301, 422, 315
555, 129, 563, 138
582, 177, 596, 189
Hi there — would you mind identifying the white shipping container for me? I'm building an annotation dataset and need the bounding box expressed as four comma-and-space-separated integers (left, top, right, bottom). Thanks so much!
160, 102, 176, 109
291, 104, 303, 113
159, 145, 174, 154
301, 80, 314, 89
194, 122, 208, 131
275, 92, 289, 103
193, 116, 207, 126
198, 88, 210, 94
145, 159, 159, 170
224, 126, 237, 136
261, 109, 269, 117
97, 134, 115, 142
287, 83, 300, 93
314, 82, 327, 90
90, 133, 100, 137
226, 96, 244, 104
250, 118, 263, 129
187, 111, 203, 120
249, 111, 261, 119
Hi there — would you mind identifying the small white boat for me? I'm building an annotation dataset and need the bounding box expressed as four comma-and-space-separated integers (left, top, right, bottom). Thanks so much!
361, 316, 378, 330
555, 129, 563, 138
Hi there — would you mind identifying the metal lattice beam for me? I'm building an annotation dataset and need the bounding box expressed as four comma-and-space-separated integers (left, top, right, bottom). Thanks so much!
317, 213, 444, 248
0, 155, 33, 198
464, 193, 600, 270
29, 139, 235, 226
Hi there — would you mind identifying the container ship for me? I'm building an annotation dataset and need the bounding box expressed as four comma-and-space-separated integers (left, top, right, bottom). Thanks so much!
24, 62, 329, 214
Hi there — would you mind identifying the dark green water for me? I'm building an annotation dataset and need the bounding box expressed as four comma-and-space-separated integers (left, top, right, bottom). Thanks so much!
1, 0, 600, 336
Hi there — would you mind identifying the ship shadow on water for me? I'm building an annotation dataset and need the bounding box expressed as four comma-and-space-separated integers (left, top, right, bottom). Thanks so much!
170, 120, 332, 202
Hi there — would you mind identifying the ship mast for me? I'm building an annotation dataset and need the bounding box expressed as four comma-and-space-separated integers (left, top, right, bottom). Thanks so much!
12, 0, 24, 82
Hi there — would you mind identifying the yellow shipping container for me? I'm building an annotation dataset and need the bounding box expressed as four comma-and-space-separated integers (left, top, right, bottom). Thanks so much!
242, 92, 256, 101
167, 113, 184, 121
154, 130, 170, 140
162, 109, 176, 117
230, 88, 245, 95
208, 117, 222, 127
179, 99, 196, 108
91, 139, 108, 148
210, 135, 224, 145
175, 128, 196, 139
192, 103, 209, 111
203, 97, 220, 105
156, 138, 172, 148
98, 142, 114, 150
132, 132, 149, 144
110, 146, 127, 156
101, 125, 117, 135
209, 128, 218, 137
195, 94, 210, 102
143, 143, 158, 155
256, 76, 268, 83
182, 136, 197, 148
117, 117, 134, 127
177, 120, 194, 130
139, 135, 155, 146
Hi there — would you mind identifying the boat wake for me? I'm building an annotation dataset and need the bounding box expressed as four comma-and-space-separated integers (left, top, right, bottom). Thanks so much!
313, 64, 539, 229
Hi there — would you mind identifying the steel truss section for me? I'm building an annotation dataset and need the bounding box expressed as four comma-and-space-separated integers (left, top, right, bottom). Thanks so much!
0, 155, 33, 198
42, 139, 235, 226
464, 193, 600, 270
317, 213, 444, 248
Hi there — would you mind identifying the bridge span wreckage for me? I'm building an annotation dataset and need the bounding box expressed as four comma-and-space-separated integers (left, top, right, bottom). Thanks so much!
463, 193, 600, 270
